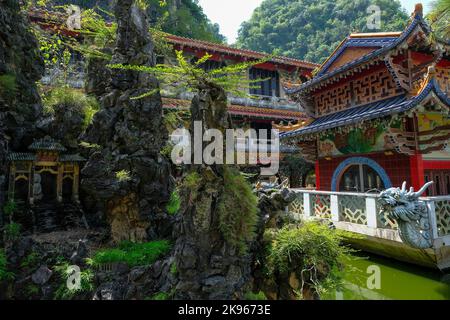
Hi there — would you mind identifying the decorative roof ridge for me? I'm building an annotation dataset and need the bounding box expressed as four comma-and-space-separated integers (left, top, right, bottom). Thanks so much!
413, 72, 450, 106
286, 5, 431, 95
165, 34, 319, 69
349, 32, 402, 38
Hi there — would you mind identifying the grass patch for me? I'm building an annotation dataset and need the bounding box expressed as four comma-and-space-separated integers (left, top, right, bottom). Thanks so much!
166, 190, 181, 215
217, 167, 259, 253
54, 262, 94, 300
244, 291, 267, 300
88, 240, 172, 268
150, 292, 170, 300
43, 87, 99, 130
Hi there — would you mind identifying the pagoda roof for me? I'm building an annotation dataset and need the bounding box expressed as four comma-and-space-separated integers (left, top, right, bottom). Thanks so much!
29, 136, 67, 152
6, 153, 36, 161
162, 98, 308, 121
165, 34, 319, 70
316, 34, 400, 77
286, 6, 431, 95
281, 76, 450, 139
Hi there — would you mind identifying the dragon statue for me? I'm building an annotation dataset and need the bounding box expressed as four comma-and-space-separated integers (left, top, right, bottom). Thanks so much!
378, 181, 434, 249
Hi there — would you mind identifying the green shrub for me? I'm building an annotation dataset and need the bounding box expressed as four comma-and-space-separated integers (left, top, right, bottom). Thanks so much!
244, 291, 267, 300
166, 190, 181, 215
88, 240, 172, 268
266, 222, 352, 296
43, 87, 99, 130
3, 199, 16, 217
170, 262, 177, 275
20, 252, 40, 270
217, 167, 259, 253
0, 74, 17, 98
54, 262, 94, 300
150, 292, 170, 300
4, 223, 21, 241
115, 170, 131, 182
183, 171, 202, 190
0, 249, 14, 282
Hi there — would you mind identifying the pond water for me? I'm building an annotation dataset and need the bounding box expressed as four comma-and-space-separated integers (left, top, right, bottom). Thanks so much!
324, 253, 450, 300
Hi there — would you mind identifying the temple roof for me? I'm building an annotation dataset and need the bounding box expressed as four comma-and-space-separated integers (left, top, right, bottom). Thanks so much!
316, 34, 400, 77
29, 136, 66, 152
165, 34, 319, 70
7, 153, 36, 161
286, 6, 431, 95
281, 77, 450, 139
162, 98, 308, 121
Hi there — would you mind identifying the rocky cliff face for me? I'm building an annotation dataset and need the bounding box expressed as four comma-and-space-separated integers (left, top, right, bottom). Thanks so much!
168, 83, 253, 300
0, 0, 44, 223
81, 0, 172, 242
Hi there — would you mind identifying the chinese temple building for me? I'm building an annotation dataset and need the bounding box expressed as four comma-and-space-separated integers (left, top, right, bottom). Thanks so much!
282, 4, 450, 196
7, 136, 85, 204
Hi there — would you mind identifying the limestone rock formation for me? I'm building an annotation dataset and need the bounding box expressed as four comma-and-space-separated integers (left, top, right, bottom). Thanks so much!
170, 83, 253, 299
81, 0, 172, 242
0, 0, 44, 224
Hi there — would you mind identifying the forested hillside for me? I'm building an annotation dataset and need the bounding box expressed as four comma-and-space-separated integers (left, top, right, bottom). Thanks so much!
39, 0, 226, 43
236, 0, 409, 63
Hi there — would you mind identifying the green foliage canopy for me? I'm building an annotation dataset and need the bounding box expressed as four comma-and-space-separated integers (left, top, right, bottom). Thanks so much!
46, 0, 225, 43
236, 0, 409, 63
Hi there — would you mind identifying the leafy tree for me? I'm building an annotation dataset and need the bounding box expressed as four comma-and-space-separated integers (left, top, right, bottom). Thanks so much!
236, 0, 408, 64
43, 0, 225, 43
428, 0, 450, 41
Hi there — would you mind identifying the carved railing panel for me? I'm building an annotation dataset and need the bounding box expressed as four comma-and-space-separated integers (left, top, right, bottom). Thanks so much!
311, 194, 331, 219
376, 202, 398, 230
435, 199, 450, 237
339, 195, 367, 225
288, 193, 304, 218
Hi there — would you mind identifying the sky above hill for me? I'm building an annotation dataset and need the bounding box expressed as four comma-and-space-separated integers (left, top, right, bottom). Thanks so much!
198, 0, 434, 43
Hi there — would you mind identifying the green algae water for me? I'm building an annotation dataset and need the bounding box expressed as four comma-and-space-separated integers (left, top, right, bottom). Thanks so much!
324, 253, 450, 300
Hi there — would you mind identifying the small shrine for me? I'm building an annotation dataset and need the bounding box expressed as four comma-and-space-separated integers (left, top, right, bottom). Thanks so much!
6, 136, 85, 204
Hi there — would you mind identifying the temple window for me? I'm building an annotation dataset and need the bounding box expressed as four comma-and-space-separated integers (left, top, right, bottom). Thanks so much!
338, 164, 385, 193
249, 67, 280, 97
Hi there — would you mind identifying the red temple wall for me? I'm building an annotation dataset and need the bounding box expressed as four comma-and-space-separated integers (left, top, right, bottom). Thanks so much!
316, 152, 411, 191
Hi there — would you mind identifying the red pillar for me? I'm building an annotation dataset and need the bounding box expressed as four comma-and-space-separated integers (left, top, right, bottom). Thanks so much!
409, 152, 425, 190
315, 160, 321, 190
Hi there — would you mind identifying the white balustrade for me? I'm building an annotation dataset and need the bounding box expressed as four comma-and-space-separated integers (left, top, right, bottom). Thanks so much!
287, 189, 450, 247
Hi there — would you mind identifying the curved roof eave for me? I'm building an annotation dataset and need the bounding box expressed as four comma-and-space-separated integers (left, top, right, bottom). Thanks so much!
280, 78, 449, 140
286, 14, 431, 95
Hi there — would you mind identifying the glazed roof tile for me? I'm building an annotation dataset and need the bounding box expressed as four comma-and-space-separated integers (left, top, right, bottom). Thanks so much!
6, 153, 36, 161
29, 136, 66, 152
162, 98, 308, 120
281, 78, 450, 139
165, 34, 319, 69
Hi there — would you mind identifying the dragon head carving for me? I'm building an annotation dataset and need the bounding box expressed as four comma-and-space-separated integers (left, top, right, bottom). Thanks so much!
378, 181, 434, 249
